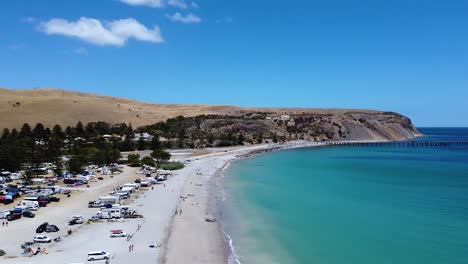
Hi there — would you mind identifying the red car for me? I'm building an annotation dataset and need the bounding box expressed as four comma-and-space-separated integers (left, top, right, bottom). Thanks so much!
7, 212, 22, 221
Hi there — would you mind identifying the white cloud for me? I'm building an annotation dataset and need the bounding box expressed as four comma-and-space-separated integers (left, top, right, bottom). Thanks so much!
120, 0, 197, 9
119, 0, 164, 7
168, 0, 188, 9
38, 17, 164, 47
166, 12, 201, 24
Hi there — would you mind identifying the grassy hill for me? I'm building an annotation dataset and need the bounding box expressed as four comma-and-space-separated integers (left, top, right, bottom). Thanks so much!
0, 87, 379, 129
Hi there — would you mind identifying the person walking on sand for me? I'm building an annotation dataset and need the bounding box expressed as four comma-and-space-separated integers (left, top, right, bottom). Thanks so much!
129, 245, 131, 252
179, 209, 182, 216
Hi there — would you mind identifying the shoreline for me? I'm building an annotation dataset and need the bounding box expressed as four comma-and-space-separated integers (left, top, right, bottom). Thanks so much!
162, 136, 425, 264
161, 141, 321, 264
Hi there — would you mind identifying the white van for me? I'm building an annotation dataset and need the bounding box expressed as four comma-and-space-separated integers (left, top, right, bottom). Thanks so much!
87, 251, 110, 261
18, 200, 39, 210
123, 183, 140, 189
0, 210, 10, 219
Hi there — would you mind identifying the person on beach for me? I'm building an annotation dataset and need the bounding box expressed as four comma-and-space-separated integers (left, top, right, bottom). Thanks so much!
129, 245, 131, 252
179, 209, 182, 216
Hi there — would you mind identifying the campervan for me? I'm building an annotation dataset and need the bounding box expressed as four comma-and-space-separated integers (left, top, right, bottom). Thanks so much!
97, 208, 122, 219
18, 200, 40, 210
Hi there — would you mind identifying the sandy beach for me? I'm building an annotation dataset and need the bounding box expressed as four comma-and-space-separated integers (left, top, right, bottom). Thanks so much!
0, 142, 318, 264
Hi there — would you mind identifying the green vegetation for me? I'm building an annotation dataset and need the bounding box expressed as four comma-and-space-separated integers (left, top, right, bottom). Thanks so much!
159, 162, 184, 171
0, 114, 279, 173
141, 156, 156, 167
127, 154, 141, 167
151, 148, 171, 169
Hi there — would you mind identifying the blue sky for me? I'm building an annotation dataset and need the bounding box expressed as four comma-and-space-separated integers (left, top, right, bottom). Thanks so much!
1, 0, 467, 127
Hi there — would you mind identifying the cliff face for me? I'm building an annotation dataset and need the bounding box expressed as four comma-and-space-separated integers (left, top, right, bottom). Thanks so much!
143, 112, 421, 148
277, 112, 421, 141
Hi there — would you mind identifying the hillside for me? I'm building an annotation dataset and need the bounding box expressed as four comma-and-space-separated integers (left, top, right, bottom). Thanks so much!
0, 87, 421, 141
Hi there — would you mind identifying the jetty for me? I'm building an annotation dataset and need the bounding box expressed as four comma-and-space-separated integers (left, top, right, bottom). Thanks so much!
321, 141, 468, 147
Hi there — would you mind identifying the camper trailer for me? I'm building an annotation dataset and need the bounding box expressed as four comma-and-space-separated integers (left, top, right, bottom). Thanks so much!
99, 196, 120, 205
97, 208, 122, 219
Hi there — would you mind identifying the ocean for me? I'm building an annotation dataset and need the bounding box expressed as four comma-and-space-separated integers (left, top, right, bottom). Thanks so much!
221, 128, 468, 264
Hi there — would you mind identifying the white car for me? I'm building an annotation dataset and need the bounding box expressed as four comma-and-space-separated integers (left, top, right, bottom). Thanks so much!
33, 235, 52, 243
87, 251, 110, 261
110, 231, 127, 238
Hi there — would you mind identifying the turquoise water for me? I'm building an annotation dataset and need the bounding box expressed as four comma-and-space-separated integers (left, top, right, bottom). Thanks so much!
222, 128, 468, 264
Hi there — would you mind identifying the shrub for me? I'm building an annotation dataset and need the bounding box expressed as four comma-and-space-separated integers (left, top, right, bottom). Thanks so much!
159, 162, 184, 171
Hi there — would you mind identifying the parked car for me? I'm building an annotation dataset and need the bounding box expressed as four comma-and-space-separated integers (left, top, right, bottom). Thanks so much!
69, 215, 84, 225
45, 224, 60, 233
21, 241, 35, 249
22, 210, 35, 218
88, 201, 102, 208
33, 235, 52, 243
36, 222, 48, 233
48, 196, 60, 202
87, 251, 110, 261
6, 212, 21, 221
110, 230, 127, 238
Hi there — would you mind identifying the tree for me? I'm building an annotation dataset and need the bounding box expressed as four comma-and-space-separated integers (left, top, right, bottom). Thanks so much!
236, 133, 245, 145
127, 154, 141, 167
141, 156, 156, 167
272, 133, 279, 143
52, 124, 65, 139
19, 123, 33, 138
1, 128, 9, 141
75, 121, 85, 138
33, 123, 46, 141
176, 128, 186, 148
151, 149, 171, 169
150, 134, 161, 150
137, 138, 147, 150
68, 156, 85, 174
